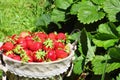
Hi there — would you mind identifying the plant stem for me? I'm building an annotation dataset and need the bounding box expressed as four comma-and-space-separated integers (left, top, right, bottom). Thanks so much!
101, 54, 108, 80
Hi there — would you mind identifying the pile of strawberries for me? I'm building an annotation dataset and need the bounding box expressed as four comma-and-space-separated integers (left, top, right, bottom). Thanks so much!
0, 31, 70, 63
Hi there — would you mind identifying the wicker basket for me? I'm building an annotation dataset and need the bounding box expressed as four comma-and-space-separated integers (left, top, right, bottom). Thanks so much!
1, 43, 75, 79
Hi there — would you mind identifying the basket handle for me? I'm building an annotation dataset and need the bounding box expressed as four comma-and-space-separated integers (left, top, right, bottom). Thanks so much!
66, 29, 81, 77
70, 29, 81, 50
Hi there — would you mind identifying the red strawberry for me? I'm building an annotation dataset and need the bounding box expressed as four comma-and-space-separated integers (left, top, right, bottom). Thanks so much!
3, 35, 17, 44
54, 41, 65, 49
29, 41, 42, 51
55, 49, 68, 59
33, 32, 48, 43
2, 42, 14, 51
24, 49, 33, 57
46, 50, 57, 61
28, 55, 34, 62
26, 40, 33, 49
16, 38, 27, 49
12, 55, 21, 61
48, 32, 57, 41
25, 36, 33, 41
33, 50, 46, 62
4, 51, 15, 58
19, 31, 31, 38
56, 33, 66, 41
13, 44, 23, 54
43, 38, 54, 51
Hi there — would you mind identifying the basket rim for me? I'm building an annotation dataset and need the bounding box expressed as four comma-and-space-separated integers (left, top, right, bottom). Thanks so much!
3, 50, 74, 65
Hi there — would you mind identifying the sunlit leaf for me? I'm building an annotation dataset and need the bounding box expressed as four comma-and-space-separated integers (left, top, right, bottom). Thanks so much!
36, 14, 51, 27
91, 0, 105, 5
55, 0, 73, 10
92, 39, 118, 49
98, 23, 117, 37
70, 2, 81, 15
77, 1, 105, 24
92, 55, 120, 75
51, 9, 65, 22
73, 56, 84, 75
85, 37, 96, 64
116, 74, 120, 80
103, 0, 120, 22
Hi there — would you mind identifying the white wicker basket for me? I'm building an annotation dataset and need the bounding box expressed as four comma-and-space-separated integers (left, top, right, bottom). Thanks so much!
1, 43, 75, 79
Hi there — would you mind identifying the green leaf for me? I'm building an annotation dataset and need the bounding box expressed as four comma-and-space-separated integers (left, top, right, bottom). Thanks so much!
109, 47, 120, 61
94, 33, 117, 40
92, 39, 118, 49
116, 74, 120, 80
73, 56, 84, 75
68, 32, 80, 41
108, 23, 119, 37
36, 14, 51, 27
92, 55, 120, 75
77, 1, 105, 24
80, 28, 88, 56
70, 2, 81, 15
103, 0, 120, 22
91, 0, 105, 5
116, 25, 120, 36
0, 70, 2, 78
93, 23, 119, 49
51, 9, 65, 22
85, 37, 96, 64
98, 23, 117, 37
55, 0, 73, 10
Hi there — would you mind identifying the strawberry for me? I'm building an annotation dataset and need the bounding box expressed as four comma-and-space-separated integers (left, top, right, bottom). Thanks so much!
46, 50, 57, 61
21, 54, 31, 62
55, 49, 68, 59
12, 55, 21, 61
56, 33, 66, 41
4, 51, 15, 58
48, 32, 57, 41
54, 41, 65, 50
2, 42, 14, 51
16, 38, 27, 49
33, 32, 48, 43
33, 50, 46, 62
28, 55, 34, 62
3, 35, 17, 44
29, 41, 42, 51
13, 44, 23, 54
24, 49, 33, 57
23, 49, 34, 62
19, 31, 31, 38
43, 38, 54, 51
25, 36, 33, 41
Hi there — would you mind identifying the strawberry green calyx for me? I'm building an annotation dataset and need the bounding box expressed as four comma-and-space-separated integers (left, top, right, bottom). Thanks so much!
64, 44, 70, 53
43, 38, 53, 48
21, 54, 30, 63
13, 45, 23, 54
33, 36, 41, 42
6, 50, 13, 55
36, 49, 46, 60
57, 39, 65, 43
20, 49, 31, 62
